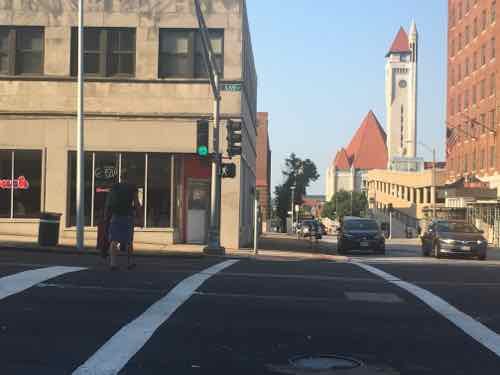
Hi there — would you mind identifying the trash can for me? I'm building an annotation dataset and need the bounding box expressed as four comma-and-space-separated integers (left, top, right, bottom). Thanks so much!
38, 212, 62, 246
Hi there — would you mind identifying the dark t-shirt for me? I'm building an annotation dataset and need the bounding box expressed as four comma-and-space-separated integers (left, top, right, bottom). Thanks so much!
107, 183, 137, 216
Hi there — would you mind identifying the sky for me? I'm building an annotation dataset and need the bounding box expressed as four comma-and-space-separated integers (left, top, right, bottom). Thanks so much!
246, 0, 448, 196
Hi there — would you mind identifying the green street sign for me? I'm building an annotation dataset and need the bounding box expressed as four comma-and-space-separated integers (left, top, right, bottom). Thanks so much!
221, 83, 242, 92
197, 145, 209, 157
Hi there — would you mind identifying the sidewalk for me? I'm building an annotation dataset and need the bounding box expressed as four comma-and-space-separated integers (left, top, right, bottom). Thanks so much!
0, 233, 346, 262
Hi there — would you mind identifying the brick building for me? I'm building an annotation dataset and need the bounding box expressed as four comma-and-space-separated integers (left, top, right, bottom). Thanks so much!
447, 0, 499, 188
256, 112, 271, 232
0, 0, 257, 249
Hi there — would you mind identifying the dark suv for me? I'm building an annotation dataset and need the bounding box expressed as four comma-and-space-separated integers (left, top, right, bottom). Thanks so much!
421, 220, 488, 260
337, 217, 385, 255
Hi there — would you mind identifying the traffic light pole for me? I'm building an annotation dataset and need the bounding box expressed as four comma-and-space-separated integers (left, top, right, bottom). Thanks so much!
206, 75, 225, 254
194, 0, 225, 254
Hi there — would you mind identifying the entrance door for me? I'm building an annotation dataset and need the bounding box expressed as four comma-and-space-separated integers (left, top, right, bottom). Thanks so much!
186, 179, 210, 244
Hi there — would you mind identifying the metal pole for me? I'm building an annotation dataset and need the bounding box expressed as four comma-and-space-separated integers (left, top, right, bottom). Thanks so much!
205, 75, 224, 254
254, 196, 258, 255
389, 211, 393, 240
432, 148, 436, 219
76, 0, 85, 251
292, 187, 294, 226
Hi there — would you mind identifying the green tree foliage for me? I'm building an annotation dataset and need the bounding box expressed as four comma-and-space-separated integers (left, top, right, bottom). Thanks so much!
322, 190, 368, 220
273, 153, 319, 231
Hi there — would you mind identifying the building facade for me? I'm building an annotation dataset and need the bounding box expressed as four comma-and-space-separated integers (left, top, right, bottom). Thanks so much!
447, 0, 499, 189
256, 112, 271, 232
385, 22, 419, 167
325, 111, 388, 201
0, 0, 257, 249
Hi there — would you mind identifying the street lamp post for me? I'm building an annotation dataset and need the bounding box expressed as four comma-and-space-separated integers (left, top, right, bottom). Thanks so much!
291, 184, 296, 233
76, 0, 85, 251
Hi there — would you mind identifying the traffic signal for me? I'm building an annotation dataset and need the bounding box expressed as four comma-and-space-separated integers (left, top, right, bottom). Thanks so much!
221, 163, 236, 178
226, 119, 242, 157
197, 119, 209, 157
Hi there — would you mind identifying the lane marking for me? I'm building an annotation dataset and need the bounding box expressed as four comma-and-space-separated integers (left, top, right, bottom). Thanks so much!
344, 292, 404, 304
353, 261, 500, 358
72, 259, 239, 375
0, 266, 86, 301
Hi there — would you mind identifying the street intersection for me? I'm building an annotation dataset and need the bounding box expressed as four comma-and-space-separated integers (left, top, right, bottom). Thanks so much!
0, 236, 499, 374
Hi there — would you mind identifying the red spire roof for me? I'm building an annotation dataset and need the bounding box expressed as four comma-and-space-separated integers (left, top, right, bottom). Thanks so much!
334, 148, 351, 170
333, 111, 387, 170
386, 27, 410, 56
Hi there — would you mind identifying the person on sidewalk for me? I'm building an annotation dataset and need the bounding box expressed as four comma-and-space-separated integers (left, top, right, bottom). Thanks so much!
104, 170, 142, 271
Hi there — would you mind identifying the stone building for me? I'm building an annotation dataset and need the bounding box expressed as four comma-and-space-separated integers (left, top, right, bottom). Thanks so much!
256, 112, 271, 232
0, 0, 257, 249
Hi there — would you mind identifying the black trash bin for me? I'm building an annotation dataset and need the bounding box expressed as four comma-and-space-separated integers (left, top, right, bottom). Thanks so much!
38, 213, 62, 246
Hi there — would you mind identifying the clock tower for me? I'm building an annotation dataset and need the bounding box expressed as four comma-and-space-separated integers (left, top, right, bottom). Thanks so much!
385, 21, 418, 168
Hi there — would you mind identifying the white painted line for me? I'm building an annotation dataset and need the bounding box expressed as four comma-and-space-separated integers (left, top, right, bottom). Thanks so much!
353, 261, 500, 358
344, 292, 404, 304
0, 266, 86, 301
72, 259, 239, 375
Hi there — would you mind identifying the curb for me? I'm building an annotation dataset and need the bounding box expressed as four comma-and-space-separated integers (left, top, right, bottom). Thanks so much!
0, 243, 207, 259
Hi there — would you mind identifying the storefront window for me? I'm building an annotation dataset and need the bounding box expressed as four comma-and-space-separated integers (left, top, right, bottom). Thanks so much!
147, 154, 171, 228
67, 152, 92, 226
93, 152, 119, 224
0, 151, 12, 218
67, 151, 175, 228
13, 150, 42, 218
0, 150, 42, 219
122, 153, 145, 226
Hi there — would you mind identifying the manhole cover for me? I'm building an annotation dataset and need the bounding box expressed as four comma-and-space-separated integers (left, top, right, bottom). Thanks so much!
290, 355, 362, 370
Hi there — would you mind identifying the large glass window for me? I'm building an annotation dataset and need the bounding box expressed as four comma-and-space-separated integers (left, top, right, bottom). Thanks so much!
0, 151, 12, 218
68, 152, 174, 228
0, 150, 42, 219
159, 29, 224, 78
0, 27, 44, 75
71, 28, 136, 77
147, 154, 172, 228
93, 152, 119, 224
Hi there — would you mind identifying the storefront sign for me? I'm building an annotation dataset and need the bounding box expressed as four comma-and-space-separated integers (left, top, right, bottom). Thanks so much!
95, 166, 118, 180
0, 176, 30, 190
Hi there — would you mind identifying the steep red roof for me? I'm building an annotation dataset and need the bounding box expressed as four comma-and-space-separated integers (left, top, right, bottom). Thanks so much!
334, 148, 351, 170
346, 111, 388, 170
386, 27, 410, 56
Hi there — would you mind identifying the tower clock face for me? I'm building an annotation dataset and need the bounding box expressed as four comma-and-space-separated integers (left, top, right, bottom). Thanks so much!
399, 80, 408, 88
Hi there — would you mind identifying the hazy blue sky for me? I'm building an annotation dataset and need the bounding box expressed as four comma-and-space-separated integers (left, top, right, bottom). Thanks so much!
246, 0, 448, 196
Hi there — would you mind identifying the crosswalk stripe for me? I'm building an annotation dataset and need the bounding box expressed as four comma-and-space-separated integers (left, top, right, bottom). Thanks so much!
0, 266, 87, 301
72, 259, 239, 375
353, 261, 500, 358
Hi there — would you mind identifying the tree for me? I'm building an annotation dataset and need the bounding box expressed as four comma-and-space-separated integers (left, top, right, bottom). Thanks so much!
322, 190, 368, 220
273, 153, 320, 231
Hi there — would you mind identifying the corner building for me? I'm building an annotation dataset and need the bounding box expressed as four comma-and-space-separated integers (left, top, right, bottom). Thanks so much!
447, 0, 500, 189
0, 0, 257, 249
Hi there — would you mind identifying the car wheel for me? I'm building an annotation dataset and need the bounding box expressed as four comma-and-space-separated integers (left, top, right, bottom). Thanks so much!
478, 253, 487, 261
433, 242, 442, 259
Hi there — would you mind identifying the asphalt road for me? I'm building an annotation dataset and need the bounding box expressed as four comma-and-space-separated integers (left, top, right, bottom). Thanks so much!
0, 243, 499, 375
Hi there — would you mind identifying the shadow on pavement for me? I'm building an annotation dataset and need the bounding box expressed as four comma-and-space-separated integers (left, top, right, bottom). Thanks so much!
257, 233, 336, 256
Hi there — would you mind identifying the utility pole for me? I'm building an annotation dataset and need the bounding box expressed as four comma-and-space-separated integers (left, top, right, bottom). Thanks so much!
291, 185, 296, 233
76, 0, 85, 251
432, 147, 437, 219
195, 0, 224, 254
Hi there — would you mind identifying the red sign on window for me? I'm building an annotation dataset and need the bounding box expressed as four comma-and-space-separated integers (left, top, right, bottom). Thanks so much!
0, 176, 30, 190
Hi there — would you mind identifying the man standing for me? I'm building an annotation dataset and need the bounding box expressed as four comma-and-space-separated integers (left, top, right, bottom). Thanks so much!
105, 170, 142, 270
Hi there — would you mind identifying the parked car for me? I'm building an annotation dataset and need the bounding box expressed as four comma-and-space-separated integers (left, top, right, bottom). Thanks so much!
337, 217, 385, 255
421, 220, 487, 260
298, 219, 322, 239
